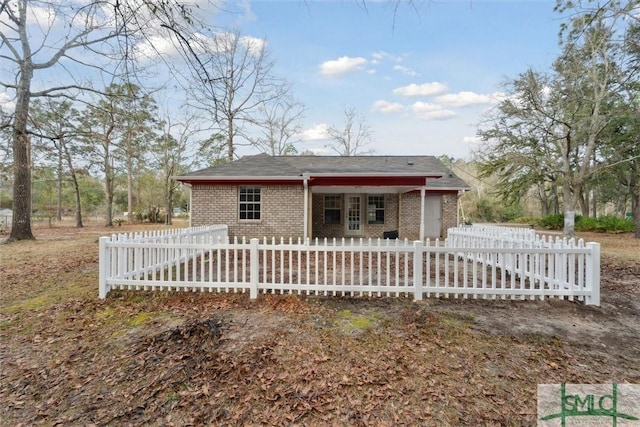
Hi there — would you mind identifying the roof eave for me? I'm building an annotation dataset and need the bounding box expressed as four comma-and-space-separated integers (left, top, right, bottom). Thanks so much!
174, 175, 304, 182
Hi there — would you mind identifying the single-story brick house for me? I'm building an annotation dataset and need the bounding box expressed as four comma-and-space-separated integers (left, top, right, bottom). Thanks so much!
175, 154, 469, 240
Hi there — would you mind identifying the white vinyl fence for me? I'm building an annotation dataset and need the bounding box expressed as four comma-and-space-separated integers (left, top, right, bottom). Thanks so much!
98, 225, 600, 305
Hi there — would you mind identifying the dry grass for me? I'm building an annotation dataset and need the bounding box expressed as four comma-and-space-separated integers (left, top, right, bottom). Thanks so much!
0, 221, 638, 426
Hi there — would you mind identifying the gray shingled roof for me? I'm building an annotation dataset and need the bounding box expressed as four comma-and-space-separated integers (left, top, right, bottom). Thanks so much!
176, 154, 470, 190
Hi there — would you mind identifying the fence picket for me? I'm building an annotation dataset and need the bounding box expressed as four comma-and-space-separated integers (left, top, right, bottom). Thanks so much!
98, 224, 600, 306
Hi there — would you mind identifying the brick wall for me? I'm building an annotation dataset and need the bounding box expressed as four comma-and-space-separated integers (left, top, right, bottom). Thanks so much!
441, 192, 459, 237
190, 184, 304, 239
190, 184, 459, 240
399, 192, 421, 240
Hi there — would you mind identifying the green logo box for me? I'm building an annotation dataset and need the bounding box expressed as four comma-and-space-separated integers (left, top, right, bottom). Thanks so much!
538, 384, 640, 426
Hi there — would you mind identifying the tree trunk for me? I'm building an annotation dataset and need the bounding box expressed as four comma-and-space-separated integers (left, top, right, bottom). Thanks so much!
57, 147, 63, 221
104, 150, 113, 227
579, 190, 589, 217
60, 136, 83, 228
562, 133, 576, 237
71, 173, 83, 228
538, 183, 549, 216
227, 116, 234, 162
165, 194, 173, 225
127, 155, 133, 223
634, 187, 640, 239
8, 60, 35, 241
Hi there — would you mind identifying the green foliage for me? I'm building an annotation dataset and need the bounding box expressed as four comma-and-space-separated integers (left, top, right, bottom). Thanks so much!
511, 216, 540, 225
575, 216, 636, 233
539, 214, 565, 230
473, 197, 495, 222
537, 213, 635, 232
466, 195, 522, 223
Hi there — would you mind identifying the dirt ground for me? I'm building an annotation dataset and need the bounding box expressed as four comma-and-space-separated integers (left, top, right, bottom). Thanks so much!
0, 220, 638, 426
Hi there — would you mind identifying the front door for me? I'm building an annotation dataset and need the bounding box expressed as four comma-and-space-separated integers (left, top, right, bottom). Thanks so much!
424, 194, 442, 238
345, 194, 362, 236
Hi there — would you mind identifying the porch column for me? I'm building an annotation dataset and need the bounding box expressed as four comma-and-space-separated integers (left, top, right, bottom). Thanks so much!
303, 177, 309, 242
419, 187, 426, 241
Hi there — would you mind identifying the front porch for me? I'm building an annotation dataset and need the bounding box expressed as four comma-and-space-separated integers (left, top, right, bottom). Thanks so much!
309, 191, 445, 241
303, 175, 449, 241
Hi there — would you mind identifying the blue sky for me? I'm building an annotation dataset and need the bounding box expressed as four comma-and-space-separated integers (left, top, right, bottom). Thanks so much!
210, 0, 563, 159
0, 1, 564, 161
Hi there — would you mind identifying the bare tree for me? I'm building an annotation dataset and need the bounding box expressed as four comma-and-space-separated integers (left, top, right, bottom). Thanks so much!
187, 30, 286, 162
326, 107, 374, 156
152, 112, 199, 225
251, 91, 305, 155
0, 0, 215, 241
0, 1, 119, 240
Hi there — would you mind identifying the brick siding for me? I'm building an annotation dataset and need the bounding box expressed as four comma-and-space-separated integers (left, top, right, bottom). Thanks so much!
190, 184, 304, 239
441, 192, 459, 237
191, 184, 459, 240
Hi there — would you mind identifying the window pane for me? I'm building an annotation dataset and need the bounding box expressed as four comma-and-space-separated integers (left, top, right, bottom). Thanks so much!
239, 187, 261, 220
368, 196, 384, 224
324, 195, 341, 224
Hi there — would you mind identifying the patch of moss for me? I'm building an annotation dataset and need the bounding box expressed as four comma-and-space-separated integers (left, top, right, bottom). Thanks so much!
2, 281, 93, 313
96, 307, 118, 321
126, 311, 157, 327
335, 309, 380, 334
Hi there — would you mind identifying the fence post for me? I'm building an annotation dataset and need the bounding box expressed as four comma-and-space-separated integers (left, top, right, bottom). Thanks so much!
413, 241, 423, 301
249, 238, 259, 299
585, 242, 600, 306
98, 236, 110, 299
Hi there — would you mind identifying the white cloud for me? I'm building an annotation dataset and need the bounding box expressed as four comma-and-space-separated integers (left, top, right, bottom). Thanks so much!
301, 123, 330, 141
371, 51, 387, 61
134, 30, 266, 61
393, 82, 448, 97
372, 100, 405, 114
135, 34, 182, 59
0, 92, 15, 113
462, 135, 482, 144
393, 65, 418, 76
371, 51, 401, 62
239, 35, 267, 55
319, 56, 367, 76
213, 32, 266, 55
411, 102, 456, 120
435, 91, 494, 107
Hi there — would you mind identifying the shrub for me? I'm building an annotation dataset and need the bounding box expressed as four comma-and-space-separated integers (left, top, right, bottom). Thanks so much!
539, 214, 564, 230
538, 213, 636, 232
576, 215, 635, 233
510, 216, 539, 225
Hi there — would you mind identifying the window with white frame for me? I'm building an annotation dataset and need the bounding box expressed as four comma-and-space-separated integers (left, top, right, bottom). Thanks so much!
324, 195, 341, 224
239, 187, 261, 220
367, 195, 384, 224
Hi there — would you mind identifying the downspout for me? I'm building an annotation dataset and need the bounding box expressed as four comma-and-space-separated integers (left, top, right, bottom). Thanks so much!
457, 190, 462, 226
188, 184, 193, 227
419, 186, 426, 241
303, 177, 309, 243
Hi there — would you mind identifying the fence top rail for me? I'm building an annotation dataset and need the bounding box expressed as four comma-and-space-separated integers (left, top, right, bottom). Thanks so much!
446, 225, 589, 248
101, 239, 597, 255
107, 224, 228, 243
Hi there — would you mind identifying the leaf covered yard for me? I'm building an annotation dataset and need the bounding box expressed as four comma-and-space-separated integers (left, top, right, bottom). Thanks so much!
1, 223, 639, 426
